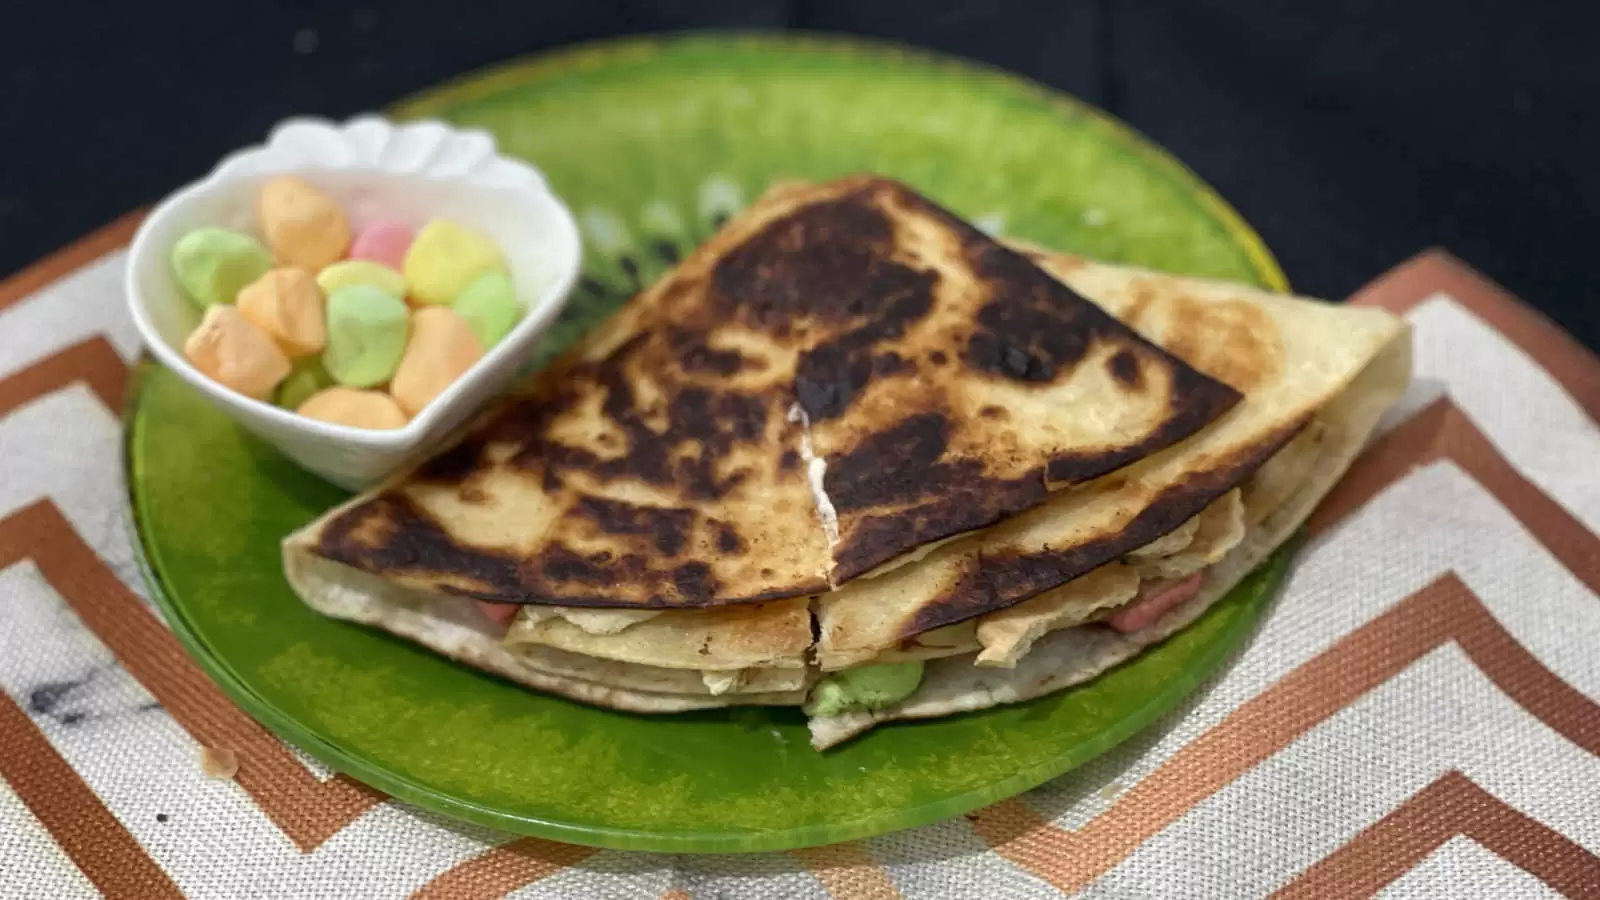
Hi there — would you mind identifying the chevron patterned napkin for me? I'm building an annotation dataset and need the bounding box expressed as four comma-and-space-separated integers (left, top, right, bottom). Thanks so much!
3, 219, 1598, 898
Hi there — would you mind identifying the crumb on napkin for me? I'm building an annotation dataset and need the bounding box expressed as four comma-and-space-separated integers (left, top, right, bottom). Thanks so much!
199, 747, 239, 780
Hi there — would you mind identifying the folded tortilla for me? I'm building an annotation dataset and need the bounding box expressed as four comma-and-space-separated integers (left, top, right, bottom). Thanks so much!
813, 250, 1408, 669
284, 176, 1239, 616
807, 320, 1411, 747
280, 217, 1407, 732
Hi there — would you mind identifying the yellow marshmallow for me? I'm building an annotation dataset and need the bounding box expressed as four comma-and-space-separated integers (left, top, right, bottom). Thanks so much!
402, 219, 505, 306
315, 259, 407, 299
237, 268, 325, 356
389, 307, 484, 416
183, 305, 291, 400
258, 176, 350, 270
296, 387, 409, 430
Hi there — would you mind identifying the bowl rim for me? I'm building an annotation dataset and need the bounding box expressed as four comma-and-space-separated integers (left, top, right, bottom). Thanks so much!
124, 114, 582, 450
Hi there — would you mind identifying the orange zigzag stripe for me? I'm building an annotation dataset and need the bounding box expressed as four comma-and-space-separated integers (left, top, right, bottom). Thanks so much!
1351, 249, 1600, 421
1309, 397, 1599, 593
969, 573, 1600, 894
0, 336, 126, 419
790, 843, 905, 899
1272, 770, 1600, 899
0, 210, 145, 314
407, 837, 597, 899
4, 225, 1593, 895
0, 693, 183, 899
0, 221, 604, 890
0, 501, 384, 853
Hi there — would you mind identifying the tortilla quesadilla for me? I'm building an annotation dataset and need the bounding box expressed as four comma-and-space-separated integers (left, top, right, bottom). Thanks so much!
812, 248, 1406, 670
807, 320, 1410, 747
281, 175, 1410, 751
287, 176, 1239, 616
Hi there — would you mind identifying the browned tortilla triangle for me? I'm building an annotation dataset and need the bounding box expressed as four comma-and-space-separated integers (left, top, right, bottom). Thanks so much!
289, 177, 1239, 609
813, 249, 1409, 668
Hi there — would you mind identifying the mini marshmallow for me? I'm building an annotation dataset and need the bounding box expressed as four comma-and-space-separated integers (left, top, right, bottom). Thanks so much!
350, 220, 414, 271
275, 356, 334, 410
237, 268, 326, 356
322, 285, 410, 388
403, 219, 505, 306
452, 270, 521, 350
183, 305, 291, 400
258, 176, 350, 270
171, 228, 272, 309
389, 306, 484, 416
297, 387, 408, 430
315, 259, 408, 299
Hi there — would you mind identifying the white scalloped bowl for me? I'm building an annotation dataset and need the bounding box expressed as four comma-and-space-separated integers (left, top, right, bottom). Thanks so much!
127, 116, 582, 490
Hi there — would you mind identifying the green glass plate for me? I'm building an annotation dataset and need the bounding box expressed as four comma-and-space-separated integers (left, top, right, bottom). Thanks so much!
126, 33, 1293, 854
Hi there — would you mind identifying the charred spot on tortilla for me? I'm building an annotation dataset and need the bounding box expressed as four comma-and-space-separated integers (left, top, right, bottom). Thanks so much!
524, 546, 727, 607
824, 412, 1048, 580
539, 545, 633, 586
789, 286, 938, 420
315, 494, 521, 597
671, 329, 750, 376
573, 497, 693, 556
898, 418, 1309, 637
709, 519, 747, 554
672, 562, 716, 601
825, 413, 955, 513
1108, 350, 1143, 388
495, 366, 775, 503
415, 440, 486, 484
710, 189, 934, 334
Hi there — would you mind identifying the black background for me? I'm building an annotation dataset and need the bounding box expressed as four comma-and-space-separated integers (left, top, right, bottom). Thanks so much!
4, 1, 1598, 348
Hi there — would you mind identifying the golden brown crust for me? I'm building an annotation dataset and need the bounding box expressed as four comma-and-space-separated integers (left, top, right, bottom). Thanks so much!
304, 177, 1239, 608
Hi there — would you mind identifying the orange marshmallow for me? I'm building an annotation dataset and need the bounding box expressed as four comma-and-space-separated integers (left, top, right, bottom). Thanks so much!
237, 268, 326, 356
258, 176, 350, 270
183, 305, 292, 400
296, 387, 409, 430
389, 307, 484, 417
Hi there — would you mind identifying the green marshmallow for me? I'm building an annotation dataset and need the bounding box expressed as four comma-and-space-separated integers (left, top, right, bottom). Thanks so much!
316, 259, 408, 298
805, 661, 926, 717
322, 285, 409, 388
275, 356, 334, 410
452, 270, 521, 350
171, 227, 273, 309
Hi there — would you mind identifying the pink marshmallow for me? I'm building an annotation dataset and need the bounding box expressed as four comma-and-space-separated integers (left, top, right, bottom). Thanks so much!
350, 220, 414, 271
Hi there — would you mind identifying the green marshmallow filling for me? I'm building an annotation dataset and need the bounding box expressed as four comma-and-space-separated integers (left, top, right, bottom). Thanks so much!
805, 661, 925, 716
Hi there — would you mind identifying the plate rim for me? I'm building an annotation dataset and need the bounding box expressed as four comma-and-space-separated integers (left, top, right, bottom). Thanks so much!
391, 29, 1289, 296
124, 411, 1291, 852
123, 30, 1292, 853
